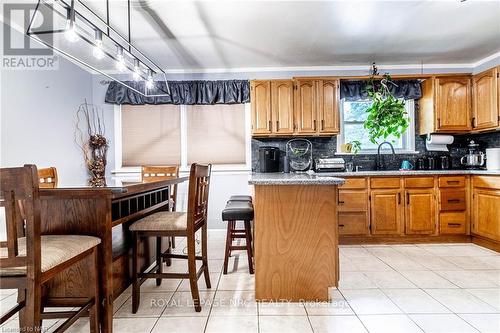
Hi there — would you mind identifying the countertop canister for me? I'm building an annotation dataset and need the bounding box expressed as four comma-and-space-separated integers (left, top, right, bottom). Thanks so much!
486, 148, 500, 170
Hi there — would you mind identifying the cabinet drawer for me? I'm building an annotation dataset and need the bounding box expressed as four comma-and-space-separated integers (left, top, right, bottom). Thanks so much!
338, 190, 368, 211
339, 177, 367, 189
371, 177, 401, 189
338, 212, 369, 235
473, 176, 500, 190
440, 190, 467, 211
405, 177, 435, 188
439, 176, 466, 188
440, 212, 466, 234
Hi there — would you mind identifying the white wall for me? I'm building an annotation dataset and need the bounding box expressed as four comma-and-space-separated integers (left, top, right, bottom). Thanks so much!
0, 56, 96, 186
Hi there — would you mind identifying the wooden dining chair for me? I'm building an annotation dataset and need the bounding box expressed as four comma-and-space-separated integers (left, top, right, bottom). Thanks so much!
0, 165, 101, 332
130, 163, 211, 312
37, 167, 58, 189
141, 165, 180, 248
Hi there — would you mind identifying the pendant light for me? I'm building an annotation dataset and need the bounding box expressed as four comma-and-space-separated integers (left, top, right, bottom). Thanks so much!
146, 69, 154, 90
116, 46, 126, 71
133, 59, 142, 81
64, 7, 79, 42
92, 30, 104, 59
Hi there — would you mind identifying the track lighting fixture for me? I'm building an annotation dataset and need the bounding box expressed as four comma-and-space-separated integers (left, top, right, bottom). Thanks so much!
28, 0, 170, 97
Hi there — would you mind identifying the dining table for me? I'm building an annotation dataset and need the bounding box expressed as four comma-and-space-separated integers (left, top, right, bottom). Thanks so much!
39, 177, 188, 333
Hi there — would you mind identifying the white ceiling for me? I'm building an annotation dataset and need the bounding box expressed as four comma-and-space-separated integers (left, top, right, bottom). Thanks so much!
9, 0, 500, 71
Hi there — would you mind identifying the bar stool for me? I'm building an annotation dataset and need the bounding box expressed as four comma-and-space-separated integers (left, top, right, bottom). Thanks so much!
227, 195, 252, 202
129, 163, 211, 313
222, 200, 254, 274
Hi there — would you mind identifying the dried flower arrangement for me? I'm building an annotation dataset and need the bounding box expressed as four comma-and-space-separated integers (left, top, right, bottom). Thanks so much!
75, 100, 109, 187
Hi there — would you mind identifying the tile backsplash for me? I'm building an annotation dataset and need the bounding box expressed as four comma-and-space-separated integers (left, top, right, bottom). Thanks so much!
251, 101, 500, 172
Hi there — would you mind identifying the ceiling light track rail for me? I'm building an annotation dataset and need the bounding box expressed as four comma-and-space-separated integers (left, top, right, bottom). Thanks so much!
26, 0, 170, 97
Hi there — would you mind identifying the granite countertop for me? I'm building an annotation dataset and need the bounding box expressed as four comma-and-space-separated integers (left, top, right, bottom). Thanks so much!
249, 169, 500, 185
313, 169, 500, 177
249, 173, 346, 185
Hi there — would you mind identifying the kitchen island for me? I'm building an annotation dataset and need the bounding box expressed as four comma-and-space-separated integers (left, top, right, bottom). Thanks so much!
249, 173, 345, 301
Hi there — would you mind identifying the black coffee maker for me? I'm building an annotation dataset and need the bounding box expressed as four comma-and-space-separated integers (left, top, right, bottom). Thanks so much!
259, 147, 280, 173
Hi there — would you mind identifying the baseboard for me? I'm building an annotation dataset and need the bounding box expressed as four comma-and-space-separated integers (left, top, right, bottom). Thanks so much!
471, 235, 500, 253
339, 235, 471, 245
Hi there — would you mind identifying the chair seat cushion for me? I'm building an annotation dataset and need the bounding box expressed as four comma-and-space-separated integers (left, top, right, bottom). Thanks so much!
0, 235, 101, 277
222, 201, 254, 221
228, 195, 252, 202
129, 211, 187, 232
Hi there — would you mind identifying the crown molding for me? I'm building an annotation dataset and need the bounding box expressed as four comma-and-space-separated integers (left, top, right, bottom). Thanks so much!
472, 51, 500, 67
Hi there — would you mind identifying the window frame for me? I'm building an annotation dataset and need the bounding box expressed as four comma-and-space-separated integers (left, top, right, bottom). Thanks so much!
113, 103, 252, 174
336, 99, 417, 155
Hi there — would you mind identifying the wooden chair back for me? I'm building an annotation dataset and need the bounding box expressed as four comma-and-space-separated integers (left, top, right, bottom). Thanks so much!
0, 165, 41, 279
37, 167, 58, 189
186, 163, 212, 231
141, 165, 179, 209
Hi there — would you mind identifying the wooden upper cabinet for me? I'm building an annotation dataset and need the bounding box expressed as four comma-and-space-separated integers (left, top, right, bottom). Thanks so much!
370, 189, 403, 235
294, 79, 317, 134
435, 77, 472, 132
318, 80, 340, 134
251, 80, 272, 135
419, 76, 472, 134
271, 80, 294, 135
472, 67, 499, 131
405, 189, 436, 235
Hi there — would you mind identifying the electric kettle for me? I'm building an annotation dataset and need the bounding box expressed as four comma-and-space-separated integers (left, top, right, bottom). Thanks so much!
460, 140, 485, 169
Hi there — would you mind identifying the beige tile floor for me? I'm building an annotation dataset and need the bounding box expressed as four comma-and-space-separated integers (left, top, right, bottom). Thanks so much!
2, 230, 500, 333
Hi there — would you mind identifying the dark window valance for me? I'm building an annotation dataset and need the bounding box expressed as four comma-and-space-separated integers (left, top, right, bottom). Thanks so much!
105, 80, 250, 105
340, 80, 422, 101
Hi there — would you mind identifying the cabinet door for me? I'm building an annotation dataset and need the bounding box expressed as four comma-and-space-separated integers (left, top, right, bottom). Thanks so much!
271, 80, 294, 135
405, 189, 436, 235
251, 80, 272, 135
370, 189, 403, 235
472, 189, 500, 241
435, 77, 472, 132
294, 79, 317, 134
339, 212, 369, 235
318, 80, 339, 134
472, 68, 499, 130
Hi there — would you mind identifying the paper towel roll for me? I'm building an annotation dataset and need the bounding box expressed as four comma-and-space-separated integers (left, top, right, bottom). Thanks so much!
426, 134, 454, 152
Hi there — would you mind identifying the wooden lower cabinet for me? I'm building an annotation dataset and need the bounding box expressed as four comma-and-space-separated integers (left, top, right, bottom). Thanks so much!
338, 212, 369, 235
370, 189, 403, 235
440, 212, 467, 234
472, 188, 500, 241
405, 189, 436, 235
336, 175, 500, 250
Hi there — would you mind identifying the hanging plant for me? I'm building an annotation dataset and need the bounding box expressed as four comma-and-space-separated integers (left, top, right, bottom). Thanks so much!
363, 73, 409, 145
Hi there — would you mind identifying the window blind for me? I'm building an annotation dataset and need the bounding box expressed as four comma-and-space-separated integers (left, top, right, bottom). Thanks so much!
121, 104, 181, 166
186, 104, 246, 164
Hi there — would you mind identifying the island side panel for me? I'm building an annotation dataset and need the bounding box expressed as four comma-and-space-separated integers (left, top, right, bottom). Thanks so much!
254, 184, 339, 301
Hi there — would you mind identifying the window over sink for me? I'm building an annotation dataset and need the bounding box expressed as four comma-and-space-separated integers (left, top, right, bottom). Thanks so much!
337, 99, 416, 154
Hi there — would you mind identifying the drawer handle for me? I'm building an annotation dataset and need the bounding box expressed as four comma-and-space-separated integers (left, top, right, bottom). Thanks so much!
447, 223, 462, 228
338, 200, 345, 205
447, 199, 461, 203
339, 224, 345, 227
447, 180, 460, 185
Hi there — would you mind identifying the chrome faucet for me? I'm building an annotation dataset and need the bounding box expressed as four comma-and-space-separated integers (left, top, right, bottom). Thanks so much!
376, 141, 396, 170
